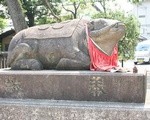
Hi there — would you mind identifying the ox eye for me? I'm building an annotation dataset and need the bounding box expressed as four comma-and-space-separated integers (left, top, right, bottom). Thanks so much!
104, 23, 107, 26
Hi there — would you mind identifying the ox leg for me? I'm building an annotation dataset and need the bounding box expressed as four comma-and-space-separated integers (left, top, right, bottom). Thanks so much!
11, 59, 43, 70
56, 58, 87, 70
56, 51, 90, 70
8, 43, 43, 70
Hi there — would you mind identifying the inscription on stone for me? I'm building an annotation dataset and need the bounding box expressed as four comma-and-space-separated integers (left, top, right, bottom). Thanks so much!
4, 76, 23, 98
89, 76, 106, 97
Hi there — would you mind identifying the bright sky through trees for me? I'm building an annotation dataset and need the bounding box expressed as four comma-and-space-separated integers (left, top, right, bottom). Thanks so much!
115, 0, 133, 12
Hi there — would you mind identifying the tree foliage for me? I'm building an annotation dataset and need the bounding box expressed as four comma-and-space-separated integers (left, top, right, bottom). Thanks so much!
0, 0, 7, 32
20, 0, 61, 26
1, 0, 62, 26
93, 11, 140, 60
21, 0, 39, 26
91, 0, 113, 17
128, 0, 143, 4
0, 17, 6, 32
0, 0, 7, 18
61, 0, 86, 19
42, 0, 61, 22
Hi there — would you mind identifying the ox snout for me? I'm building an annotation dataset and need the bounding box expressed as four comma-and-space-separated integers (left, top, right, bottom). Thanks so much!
110, 22, 125, 34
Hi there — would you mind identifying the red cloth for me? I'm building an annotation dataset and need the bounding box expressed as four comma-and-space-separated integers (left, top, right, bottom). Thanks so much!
88, 37, 118, 71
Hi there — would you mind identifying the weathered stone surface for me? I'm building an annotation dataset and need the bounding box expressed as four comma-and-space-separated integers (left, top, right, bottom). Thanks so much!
7, 18, 125, 70
0, 98, 150, 120
0, 70, 146, 103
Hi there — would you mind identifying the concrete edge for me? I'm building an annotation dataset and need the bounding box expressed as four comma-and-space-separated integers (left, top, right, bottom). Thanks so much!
0, 98, 148, 110
0, 68, 145, 76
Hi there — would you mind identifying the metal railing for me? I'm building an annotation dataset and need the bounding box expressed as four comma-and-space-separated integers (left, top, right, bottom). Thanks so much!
0, 52, 8, 68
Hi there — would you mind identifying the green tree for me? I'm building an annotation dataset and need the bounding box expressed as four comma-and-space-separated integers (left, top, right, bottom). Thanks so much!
21, 0, 39, 26
0, 17, 6, 32
1, 0, 62, 26
93, 11, 140, 60
128, 0, 143, 4
61, 0, 86, 19
91, 0, 144, 17
6, 0, 28, 32
0, 0, 6, 31
21, 0, 61, 26
42, 0, 61, 22
91, 0, 110, 17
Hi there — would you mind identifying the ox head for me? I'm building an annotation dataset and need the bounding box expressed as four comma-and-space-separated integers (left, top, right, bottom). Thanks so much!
88, 18, 125, 55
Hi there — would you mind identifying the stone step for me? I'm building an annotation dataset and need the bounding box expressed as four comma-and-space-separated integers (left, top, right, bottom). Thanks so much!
0, 98, 149, 120
0, 69, 146, 103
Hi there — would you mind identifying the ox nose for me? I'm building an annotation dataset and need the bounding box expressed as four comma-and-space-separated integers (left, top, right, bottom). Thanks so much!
115, 22, 125, 28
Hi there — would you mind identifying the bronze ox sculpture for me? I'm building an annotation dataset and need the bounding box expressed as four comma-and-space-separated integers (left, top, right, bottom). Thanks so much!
7, 18, 125, 70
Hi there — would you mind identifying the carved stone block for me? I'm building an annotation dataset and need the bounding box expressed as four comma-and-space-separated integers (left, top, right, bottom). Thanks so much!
0, 70, 146, 103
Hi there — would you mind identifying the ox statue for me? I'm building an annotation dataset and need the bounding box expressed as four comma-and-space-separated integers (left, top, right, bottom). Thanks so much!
7, 18, 125, 70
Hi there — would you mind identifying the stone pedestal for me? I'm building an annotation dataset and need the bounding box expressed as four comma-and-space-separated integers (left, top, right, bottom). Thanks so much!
0, 98, 150, 120
0, 70, 146, 103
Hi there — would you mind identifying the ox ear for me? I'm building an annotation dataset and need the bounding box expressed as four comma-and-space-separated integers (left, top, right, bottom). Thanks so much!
90, 20, 94, 25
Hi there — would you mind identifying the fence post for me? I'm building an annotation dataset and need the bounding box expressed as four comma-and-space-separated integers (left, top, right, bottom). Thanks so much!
0, 52, 8, 68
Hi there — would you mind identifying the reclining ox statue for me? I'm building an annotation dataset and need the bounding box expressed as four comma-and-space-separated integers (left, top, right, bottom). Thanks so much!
7, 18, 125, 70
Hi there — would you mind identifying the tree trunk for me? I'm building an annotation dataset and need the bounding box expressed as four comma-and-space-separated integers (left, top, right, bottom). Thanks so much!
6, 0, 28, 33
26, 12, 35, 27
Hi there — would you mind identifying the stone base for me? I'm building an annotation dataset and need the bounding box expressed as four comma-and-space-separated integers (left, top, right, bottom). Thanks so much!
0, 98, 150, 120
0, 69, 146, 103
